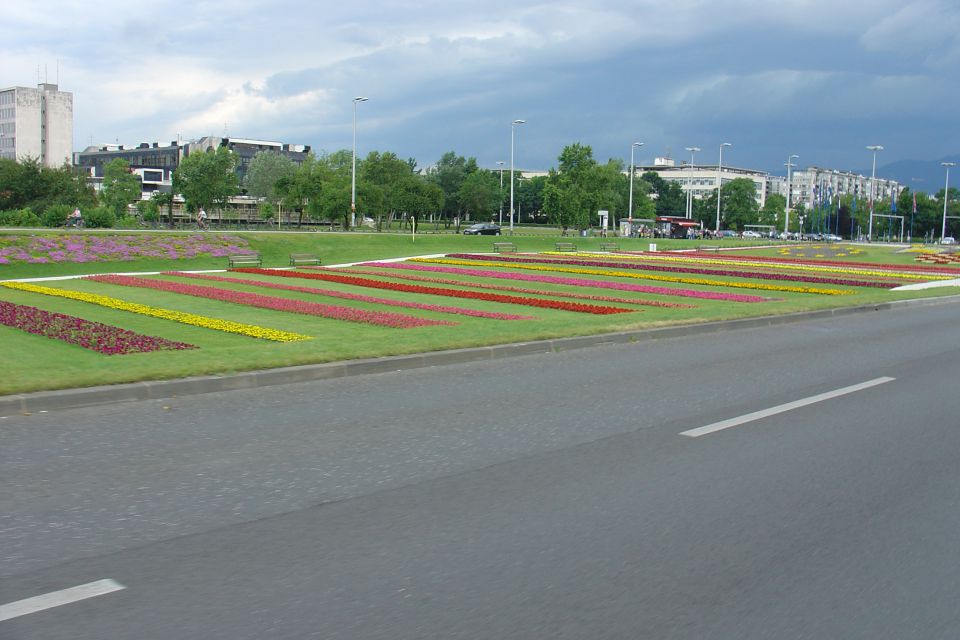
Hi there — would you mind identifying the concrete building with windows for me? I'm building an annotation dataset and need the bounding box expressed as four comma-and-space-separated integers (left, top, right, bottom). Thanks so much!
788, 166, 900, 209
636, 157, 769, 211
0, 83, 73, 167
75, 136, 312, 196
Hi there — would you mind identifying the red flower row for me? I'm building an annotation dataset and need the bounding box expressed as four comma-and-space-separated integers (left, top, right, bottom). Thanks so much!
331, 267, 695, 308
233, 268, 635, 314
88, 274, 454, 328
446, 253, 897, 288
0, 300, 196, 355
166, 272, 534, 320
677, 251, 960, 275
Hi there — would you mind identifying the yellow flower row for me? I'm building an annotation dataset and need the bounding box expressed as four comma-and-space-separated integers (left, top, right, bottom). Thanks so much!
415, 258, 852, 295
1, 282, 311, 342
557, 251, 942, 281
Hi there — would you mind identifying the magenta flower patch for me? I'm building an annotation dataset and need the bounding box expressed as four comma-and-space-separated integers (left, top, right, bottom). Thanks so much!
0, 300, 196, 355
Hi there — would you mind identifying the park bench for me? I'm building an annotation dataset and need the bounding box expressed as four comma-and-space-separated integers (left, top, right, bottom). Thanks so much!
493, 242, 518, 253
227, 253, 263, 268
599, 242, 620, 251
289, 253, 322, 266
697, 245, 720, 253
554, 242, 578, 252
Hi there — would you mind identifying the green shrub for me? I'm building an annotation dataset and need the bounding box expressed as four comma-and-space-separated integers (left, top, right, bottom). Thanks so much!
0, 208, 42, 227
84, 206, 116, 229
43, 204, 74, 228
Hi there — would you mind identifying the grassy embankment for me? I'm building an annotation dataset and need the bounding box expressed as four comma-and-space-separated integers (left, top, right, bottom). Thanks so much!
1, 229, 955, 395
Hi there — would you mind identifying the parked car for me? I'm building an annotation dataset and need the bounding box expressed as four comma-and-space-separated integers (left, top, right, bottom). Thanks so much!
463, 223, 502, 236
942, 236, 956, 245
822, 233, 842, 242
717, 230, 738, 238
742, 230, 762, 238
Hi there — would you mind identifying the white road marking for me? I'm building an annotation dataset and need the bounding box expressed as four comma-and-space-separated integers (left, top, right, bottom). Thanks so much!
681, 377, 896, 438
0, 579, 126, 622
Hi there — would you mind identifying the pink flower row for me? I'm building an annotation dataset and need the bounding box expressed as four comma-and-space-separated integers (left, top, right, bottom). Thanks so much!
360, 262, 770, 303
87, 275, 455, 328
678, 250, 960, 275
165, 272, 534, 320
0, 300, 196, 355
331, 267, 695, 309
447, 253, 897, 288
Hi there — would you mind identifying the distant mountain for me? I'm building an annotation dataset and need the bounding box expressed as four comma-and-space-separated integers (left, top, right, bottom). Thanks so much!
873, 155, 960, 194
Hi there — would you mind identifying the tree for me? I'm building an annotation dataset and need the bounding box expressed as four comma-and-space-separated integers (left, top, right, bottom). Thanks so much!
457, 170, 500, 223
0, 157, 96, 213
759, 193, 786, 228
720, 178, 761, 231
244, 151, 296, 210
276, 153, 329, 227
360, 151, 418, 229
426, 151, 479, 223
640, 171, 685, 216
100, 158, 142, 218
173, 146, 239, 214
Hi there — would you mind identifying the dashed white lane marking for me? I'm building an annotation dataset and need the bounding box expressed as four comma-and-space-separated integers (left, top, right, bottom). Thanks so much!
681, 377, 896, 438
0, 579, 126, 622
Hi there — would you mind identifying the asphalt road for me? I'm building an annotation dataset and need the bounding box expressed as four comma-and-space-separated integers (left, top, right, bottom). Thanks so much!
3, 300, 960, 638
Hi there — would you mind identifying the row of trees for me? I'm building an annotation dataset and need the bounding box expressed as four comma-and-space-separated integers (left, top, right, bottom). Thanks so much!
3, 145, 960, 236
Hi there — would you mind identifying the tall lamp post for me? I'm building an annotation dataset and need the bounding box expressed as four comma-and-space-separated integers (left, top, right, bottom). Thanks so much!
941, 162, 956, 241
684, 146, 700, 218
866, 144, 883, 240
715, 142, 732, 233
784, 154, 798, 234
628, 141, 644, 227
509, 119, 525, 233
350, 96, 368, 229
496, 161, 505, 226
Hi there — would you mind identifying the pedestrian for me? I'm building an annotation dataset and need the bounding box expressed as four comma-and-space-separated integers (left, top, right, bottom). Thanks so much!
197, 208, 208, 230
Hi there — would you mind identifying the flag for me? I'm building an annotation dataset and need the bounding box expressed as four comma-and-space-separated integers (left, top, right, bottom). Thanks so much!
913, 192, 917, 214
891, 193, 897, 213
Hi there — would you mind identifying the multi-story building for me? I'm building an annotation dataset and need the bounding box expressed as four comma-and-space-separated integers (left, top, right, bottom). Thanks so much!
636, 157, 770, 212
789, 166, 900, 209
0, 83, 73, 167
75, 136, 312, 196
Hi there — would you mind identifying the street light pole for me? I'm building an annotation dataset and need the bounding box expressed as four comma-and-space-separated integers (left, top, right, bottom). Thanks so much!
866, 145, 883, 240
784, 154, 798, 234
715, 142, 731, 233
684, 146, 700, 219
497, 161, 505, 226
941, 162, 956, 241
628, 141, 644, 227
351, 96, 368, 229
510, 119, 525, 233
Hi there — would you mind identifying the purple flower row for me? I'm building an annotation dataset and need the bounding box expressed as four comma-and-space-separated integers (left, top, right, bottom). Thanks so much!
0, 300, 196, 355
88, 274, 455, 328
166, 272, 535, 320
446, 253, 898, 289
333, 267, 695, 308
360, 262, 770, 303
0, 234, 250, 265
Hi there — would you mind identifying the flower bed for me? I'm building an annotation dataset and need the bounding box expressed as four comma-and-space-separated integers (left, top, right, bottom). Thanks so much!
88, 274, 454, 328
447, 253, 898, 289
0, 300, 197, 355
413, 257, 851, 296
331, 267, 695, 308
232, 268, 635, 315
166, 272, 535, 320
641, 251, 956, 279
2, 282, 309, 342
360, 261, 770, 302
0, 234, 250, 265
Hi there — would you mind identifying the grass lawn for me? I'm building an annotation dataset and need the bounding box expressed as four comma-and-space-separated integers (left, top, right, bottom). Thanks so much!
1, 229, 957, 396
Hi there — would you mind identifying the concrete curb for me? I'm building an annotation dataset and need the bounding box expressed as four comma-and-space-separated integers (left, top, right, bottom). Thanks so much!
3, 294, 960, 416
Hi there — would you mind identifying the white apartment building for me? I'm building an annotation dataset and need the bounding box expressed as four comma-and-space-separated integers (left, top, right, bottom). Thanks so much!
636, 157, 769, 211
0, 83, 74, 167
767, 167, 900, 209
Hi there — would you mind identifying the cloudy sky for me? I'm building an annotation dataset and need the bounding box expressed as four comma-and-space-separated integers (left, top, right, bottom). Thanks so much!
4, 1, 958, 176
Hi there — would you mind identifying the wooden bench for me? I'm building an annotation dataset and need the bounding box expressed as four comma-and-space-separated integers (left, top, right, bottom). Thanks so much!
599, 242, 620, 251
493, 242, 518, 253
289, 253, 321, 266
227, 253, 262, 268
697, 245, 720, 253
554, 242, 578, 252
